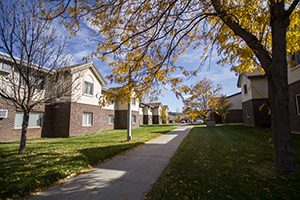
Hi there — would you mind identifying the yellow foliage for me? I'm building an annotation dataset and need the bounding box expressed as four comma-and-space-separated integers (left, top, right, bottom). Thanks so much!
46, 0, 299, 104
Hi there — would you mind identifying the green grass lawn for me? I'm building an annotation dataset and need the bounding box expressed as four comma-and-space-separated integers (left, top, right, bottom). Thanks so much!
146, 124, 300, 200
0, 125, 175, 199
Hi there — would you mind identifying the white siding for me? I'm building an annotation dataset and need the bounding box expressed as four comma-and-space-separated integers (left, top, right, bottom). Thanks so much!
73, 68, 103, 106
288, 65, 300, 85
241, 75, 253, 103
240, 75, 268, 103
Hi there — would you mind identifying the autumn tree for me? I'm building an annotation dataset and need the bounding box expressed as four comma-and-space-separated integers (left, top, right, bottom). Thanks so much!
215, 95, 232, 123
160, 106, 168, 125
0, 0, 76, 154
182, 78, 222, 120
45, 0, 299, 171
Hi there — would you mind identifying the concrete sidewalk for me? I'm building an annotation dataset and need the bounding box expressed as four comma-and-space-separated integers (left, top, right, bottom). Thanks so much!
28, 125, 192, 200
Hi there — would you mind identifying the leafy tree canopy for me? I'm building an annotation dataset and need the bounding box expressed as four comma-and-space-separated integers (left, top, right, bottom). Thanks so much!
43, 0, 300, 171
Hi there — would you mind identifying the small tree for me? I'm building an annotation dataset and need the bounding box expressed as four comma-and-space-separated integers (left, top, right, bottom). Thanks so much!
160, 106, 168, 125
215, 96, 232, 123
183, 78, 222, 120
0, 0, 76, 154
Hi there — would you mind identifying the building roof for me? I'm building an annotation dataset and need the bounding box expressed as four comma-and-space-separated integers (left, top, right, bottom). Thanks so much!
0, 52, 52, 74
142, 103, 154, 108
147, 102, 162, 108
59, 62, 107, 86
237, 68, 265, 87
226, 92, 241, 99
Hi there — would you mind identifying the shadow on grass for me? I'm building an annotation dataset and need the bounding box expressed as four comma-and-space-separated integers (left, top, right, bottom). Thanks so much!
0, 142, 143, 199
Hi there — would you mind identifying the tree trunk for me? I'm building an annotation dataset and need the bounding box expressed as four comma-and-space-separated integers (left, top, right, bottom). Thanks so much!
266, 2, 296, 171
211, 0, 297, 171
18, 111, 29, 154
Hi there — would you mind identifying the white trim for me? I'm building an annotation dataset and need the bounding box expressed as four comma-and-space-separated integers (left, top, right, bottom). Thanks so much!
296, 94, 300, 115
246, 107, 250, 118
132, 115, 136, 124
82, 112, 93, 126
108, 115, 114, 124
0, 109, 8, 118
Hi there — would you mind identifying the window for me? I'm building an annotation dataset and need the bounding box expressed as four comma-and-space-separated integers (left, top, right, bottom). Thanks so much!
35, 79, 44, 90
244, 84, 248, 94
0, 63, 13, 73
292, 52, 300, 65
132, 115, 136, 124
109, 115, 114, 124
83, 81, 93, 95
132, 98, 136, 105
82, 112, 93, 126
14, 112, 43, 128
246, 107, 250, 118
296, 94, 300, 115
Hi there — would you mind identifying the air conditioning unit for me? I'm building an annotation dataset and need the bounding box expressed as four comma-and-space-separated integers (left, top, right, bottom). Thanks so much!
0, 109, 8, 118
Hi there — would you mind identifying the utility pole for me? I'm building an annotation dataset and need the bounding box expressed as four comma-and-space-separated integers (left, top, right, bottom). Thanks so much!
127, 71, 132, 141
127, 100, 132, 141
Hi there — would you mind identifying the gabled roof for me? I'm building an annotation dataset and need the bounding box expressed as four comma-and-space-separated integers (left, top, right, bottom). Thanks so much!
147, 102, 162, 108
59, 62, 107, 86
227, 92, 241, 99
142, 103, 154, 108
162, 105, 169, 110
237, 68, 265, 87
0, 52, 52, 74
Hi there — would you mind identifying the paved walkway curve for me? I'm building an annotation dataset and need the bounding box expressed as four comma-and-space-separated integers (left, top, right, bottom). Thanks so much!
28, 125, 193, 200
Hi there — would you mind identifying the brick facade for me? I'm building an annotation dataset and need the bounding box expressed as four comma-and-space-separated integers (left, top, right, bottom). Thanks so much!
143, 115, 153, 125
242, 99, 271, 127
214, 110, 243, 123
226, 110, 243, 123
1, 98, 44, 142
68, 102, 102, 137
100, 108, 114, 131
42, 103, 71, 138
153, 115, 162, 124
115, 110, 140, 129
289, 80, 300, 133
139, 114, 143, 125
42, 102, 112, 138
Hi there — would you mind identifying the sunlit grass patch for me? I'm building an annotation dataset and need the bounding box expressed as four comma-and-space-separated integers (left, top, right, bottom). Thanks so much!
146, 124, 300, 199
0, 125, 175, 199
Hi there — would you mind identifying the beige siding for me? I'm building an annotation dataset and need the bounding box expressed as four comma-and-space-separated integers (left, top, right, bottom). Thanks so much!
251, 78, 269, 99
74, 69, 103, 106
228, 93, 242, 110
241, 75, 253, 102
288, 65, 300, 85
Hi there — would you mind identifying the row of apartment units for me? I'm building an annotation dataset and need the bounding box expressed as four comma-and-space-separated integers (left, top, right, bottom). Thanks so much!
0, 59, 168, 142
215, 53, 300, 134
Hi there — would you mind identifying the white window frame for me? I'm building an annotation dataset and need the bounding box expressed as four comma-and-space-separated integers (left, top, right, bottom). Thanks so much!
244, 84, 248, 95
132, 98, 136, 105
109, 115, 114, 124
246, 107, 250, 118
82, 112, 93, 126
14, 111, 43, 128
296, 94, 300, 115
292, 52, 300, 65
0, 62, 13, 73
132, 115, 136, 124
83, 81, 94, 96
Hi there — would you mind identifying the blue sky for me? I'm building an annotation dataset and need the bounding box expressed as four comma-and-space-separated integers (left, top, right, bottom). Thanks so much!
69, 27, 241, 112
